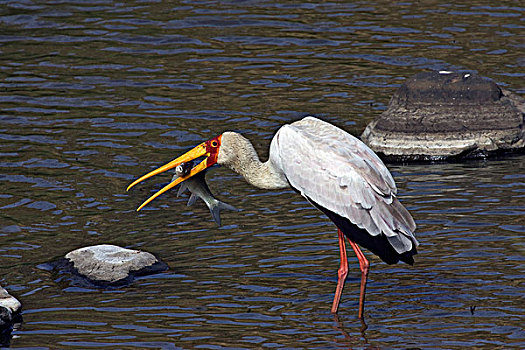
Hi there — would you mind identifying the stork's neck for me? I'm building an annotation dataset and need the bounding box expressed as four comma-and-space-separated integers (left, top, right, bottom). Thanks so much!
240, 157, 289, 190
218, 132, 289, 190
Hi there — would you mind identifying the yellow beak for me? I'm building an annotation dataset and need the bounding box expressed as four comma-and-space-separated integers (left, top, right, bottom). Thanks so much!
127, 141, 211, 211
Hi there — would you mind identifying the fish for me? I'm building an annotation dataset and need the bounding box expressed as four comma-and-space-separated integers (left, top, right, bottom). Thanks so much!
172, 161, 239, 226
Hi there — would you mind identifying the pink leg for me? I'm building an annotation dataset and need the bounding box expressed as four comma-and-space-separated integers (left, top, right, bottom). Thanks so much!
331, 229, 348, 314
347, 240, 370, 319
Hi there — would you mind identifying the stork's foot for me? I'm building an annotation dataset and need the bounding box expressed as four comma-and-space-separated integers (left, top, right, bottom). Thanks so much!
331, 229, 348, 314
348, 240, 369, 319
331, 229, 370, 319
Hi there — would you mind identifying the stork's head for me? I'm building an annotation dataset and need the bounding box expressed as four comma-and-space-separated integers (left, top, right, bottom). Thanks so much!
126, 134, 222, 211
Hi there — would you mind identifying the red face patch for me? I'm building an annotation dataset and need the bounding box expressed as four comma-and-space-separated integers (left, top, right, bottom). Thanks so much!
205, 135, 222, 165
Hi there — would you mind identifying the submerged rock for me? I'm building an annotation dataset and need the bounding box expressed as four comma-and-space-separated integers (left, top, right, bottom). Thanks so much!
60, 244, 168, 287
361, 71, 525, 161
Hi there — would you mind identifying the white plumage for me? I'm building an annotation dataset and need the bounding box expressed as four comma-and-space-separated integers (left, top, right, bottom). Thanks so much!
269, 117, 418, 255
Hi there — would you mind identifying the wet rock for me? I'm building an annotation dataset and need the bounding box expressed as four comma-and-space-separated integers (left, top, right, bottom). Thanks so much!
0, 308, 11, 330
0, 285, 21, 337
60, 244, 168, 287
0, 287, 21, 316
361, 71, 525, 161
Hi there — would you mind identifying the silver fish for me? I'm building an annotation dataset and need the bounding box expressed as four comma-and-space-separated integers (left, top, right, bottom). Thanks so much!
172, 161, 238, 226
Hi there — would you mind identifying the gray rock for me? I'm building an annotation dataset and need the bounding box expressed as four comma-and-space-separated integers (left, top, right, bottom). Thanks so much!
64, 244, 167, 286
0, 285, 21, 331
361, 71, 525, 161
0, 287, 21, 315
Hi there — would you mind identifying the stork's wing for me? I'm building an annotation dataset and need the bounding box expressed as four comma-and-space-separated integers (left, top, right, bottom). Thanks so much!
270, 116, 418, 254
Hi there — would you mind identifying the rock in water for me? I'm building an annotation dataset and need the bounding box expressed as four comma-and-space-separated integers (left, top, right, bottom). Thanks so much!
0, 285, 21, 336
361, 71, 524, 161
64, 244, 167, 286
0, 287, 21, 316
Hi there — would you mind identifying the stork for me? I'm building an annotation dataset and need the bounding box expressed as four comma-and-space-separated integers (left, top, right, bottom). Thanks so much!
127, 116, 418, 318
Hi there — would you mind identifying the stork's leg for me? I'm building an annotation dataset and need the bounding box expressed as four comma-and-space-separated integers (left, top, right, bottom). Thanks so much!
347, 240, 370, 319
331, 228, 348, 314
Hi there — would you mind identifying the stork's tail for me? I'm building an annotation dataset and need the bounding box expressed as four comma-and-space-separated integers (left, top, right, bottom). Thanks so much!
311, 198, 418, 265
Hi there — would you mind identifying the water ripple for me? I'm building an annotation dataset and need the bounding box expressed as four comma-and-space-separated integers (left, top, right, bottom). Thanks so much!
0, 1, 523, 349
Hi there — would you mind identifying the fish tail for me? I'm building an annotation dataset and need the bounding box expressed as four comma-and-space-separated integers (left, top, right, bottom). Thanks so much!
208, 201, 238, 226
209, 203, 222, 226
218, 201, 239, 212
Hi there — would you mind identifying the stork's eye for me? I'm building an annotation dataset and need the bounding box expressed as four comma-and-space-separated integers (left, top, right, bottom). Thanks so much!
211, 140, 218, 147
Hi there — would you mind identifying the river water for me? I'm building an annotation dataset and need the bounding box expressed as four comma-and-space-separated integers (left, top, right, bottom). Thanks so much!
1, 1, 524, 349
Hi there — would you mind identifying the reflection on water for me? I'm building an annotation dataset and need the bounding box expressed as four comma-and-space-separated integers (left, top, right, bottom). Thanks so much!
1, 0, 524, 348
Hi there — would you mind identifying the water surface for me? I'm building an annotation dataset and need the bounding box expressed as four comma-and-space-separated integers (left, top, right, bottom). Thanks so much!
1, 1, 524, 349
